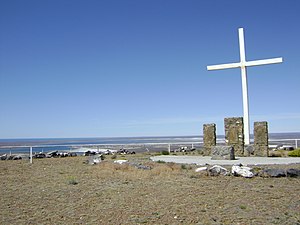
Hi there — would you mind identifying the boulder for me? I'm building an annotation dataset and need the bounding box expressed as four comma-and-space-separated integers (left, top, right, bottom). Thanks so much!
69, 152, 77, 157
208, 165, 228, 176
244, 145, 254, 156
87, 155, 101, 165
33, 153, 46, 159
286, 169, 300, 178
58, 152, 69, 157
0, 154, 7, 160
47, 151, 59, 157
7, 155, 14, 160
84, 151, 96, 156
232, 165, 254, 178
261, 169, 286, 178
195, 167, 208, 172
128, 162, 151, 170
211, 146, 235, 160
135, 164, 151, 170
114, 160, 128, 164
12, 155, 22, 160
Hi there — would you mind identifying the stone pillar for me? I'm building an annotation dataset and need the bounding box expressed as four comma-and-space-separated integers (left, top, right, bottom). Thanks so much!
224, 117, 244, 156
203, 123, 216, 156
254, 121, 269, 156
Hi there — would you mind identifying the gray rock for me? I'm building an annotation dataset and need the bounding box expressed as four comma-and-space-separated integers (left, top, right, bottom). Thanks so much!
129, 162, 151, 170
211, 146, 235, 160
0, 154, 7, 160
33, 153, 46, 159
87, 154, 102, 165
47, 151, 59, 157
244, 144, 254, 156
7, 155, 14, 160
208, 165, 228, 176
286, 169, 300, 178
261, 169, 286, 178
12, 155, 23, 160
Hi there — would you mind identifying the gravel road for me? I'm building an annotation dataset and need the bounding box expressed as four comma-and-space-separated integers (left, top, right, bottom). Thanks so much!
151, 155, 300, 165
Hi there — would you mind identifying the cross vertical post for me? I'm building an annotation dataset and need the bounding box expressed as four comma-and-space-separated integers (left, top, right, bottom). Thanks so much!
238, 28, 250, 145
207, 28, 283, 145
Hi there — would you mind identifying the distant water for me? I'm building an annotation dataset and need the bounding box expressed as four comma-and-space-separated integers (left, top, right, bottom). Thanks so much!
0, 133, 299, 154
0, 136, 204, 146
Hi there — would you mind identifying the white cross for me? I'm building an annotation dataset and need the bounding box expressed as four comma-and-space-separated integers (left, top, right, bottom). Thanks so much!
207, 28, 283, 145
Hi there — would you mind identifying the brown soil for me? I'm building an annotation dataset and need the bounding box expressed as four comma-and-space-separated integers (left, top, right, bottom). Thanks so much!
0, 154, 299, 225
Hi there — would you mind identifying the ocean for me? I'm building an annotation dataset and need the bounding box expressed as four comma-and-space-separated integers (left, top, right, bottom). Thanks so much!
0, 133, 299, 154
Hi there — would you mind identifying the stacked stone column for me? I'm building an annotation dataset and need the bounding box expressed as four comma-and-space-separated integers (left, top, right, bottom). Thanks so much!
224, 117, 244, 156
203, 123, 216, 156
254, 121, 269, 156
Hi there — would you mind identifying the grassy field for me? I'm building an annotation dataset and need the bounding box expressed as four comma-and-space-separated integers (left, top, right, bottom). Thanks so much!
0, 153, 300, 225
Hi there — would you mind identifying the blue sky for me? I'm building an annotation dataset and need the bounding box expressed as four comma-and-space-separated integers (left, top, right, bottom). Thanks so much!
0, 0, 299, 138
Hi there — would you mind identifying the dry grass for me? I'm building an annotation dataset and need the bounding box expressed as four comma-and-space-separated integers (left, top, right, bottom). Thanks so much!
0, 154, 300, 225
269, 150, 290, 157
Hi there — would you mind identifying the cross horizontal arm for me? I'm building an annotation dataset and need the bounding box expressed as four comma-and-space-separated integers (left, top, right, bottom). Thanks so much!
207, 62, 241, 71
207, 57, 283, 71
245, 57, 283, 67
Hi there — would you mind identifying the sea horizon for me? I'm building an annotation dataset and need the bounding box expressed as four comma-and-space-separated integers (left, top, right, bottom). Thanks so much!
1, 132, 299, 146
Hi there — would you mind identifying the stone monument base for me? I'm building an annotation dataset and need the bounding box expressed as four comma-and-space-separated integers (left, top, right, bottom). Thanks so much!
211, 146, 235, 160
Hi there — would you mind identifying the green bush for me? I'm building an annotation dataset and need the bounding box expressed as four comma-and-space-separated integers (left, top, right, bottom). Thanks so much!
68, 176, 78, 185
240, 205, 247, 210
288, 149, 300, 157
181, 164, 187, 170
161, 150, 170, 155
181, 164, 193, 170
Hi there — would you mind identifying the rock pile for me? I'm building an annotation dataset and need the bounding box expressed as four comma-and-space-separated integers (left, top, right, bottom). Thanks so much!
195, 164, 300, 178
260, 168, 300, 178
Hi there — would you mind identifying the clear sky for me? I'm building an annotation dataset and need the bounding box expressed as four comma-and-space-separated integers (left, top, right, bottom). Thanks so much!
0, 0, 299, 138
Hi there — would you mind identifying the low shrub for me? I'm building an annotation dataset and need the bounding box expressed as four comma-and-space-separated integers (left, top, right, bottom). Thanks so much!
161, 150, 170, 155
288, 149, 300, 157
68, 176, 78, 185
269, 150, 284, 157
190, 174, 199, 179
181, 164, 187, 170
166, 162, 181, 171
269, 150, 289, 157
240, 205, 247, 210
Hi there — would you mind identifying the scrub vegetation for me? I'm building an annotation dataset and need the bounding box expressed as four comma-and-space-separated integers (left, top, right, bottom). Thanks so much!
0, 154, 299, 224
